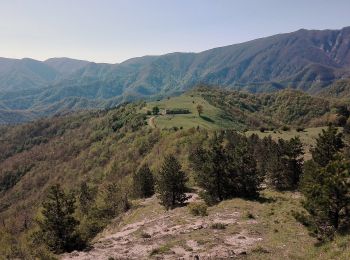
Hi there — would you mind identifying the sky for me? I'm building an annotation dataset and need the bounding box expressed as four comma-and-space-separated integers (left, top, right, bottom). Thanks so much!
1, 0, 350, 63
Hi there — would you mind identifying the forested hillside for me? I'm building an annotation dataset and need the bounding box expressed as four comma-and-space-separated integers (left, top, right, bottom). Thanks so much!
1, 88, 350, 259
2, 26, 350, 124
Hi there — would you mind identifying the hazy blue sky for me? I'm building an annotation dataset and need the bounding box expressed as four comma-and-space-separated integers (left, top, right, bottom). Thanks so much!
1, 0, 350, 63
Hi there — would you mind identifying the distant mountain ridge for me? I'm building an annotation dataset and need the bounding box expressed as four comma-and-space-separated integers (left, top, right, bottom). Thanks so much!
1, 26, 350, 123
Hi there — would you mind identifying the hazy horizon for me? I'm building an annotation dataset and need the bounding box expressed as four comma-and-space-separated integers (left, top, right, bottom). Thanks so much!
1, 0, 350, 63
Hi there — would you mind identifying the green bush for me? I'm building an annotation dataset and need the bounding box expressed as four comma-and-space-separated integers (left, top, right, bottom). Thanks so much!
245, 212, 255, 219
140, 232, 151, 238
281, 126, 290, 131
259, 127, 266, 133
211, 222, 226, 229
188, 202, 208, 216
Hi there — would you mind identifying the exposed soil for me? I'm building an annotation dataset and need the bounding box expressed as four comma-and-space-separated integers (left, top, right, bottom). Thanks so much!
148, 116, 156, 128
61, 194, 262, 260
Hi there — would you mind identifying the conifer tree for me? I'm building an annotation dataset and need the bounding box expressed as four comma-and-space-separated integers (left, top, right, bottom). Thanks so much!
311, 125, 343, 167
78, 181, 96, 215
190, 133, 228, 203
267, 137, 304, 190
38, 184, 81, 253
133, 164, 155, 198
99, 182, 121, 218
190, 131, 262, 203
152, 106, 160, 115
156, 155, 188, 209
301, 158, 350, 238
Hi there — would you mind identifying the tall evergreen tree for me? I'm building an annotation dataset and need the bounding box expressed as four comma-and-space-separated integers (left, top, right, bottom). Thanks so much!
152, 106, 160, 115
311, 125, 343, 167
190, 131, 262, 203
99, 182, 121, 218
226, 133, 262, 198
301, 158, 350, 238
78, 181, 96, 215
267, 137, 304, 190
156, 155, 188, 209
37, 184, 81, 253
133, 164, 155, 198
190, 133, 228, 203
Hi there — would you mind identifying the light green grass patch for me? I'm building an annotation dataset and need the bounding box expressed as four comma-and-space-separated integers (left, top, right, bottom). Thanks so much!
143, 93, 238, 130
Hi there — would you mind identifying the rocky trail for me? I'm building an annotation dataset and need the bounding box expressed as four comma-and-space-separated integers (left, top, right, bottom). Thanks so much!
148, 116, 156, 128
62, 194, 263, 260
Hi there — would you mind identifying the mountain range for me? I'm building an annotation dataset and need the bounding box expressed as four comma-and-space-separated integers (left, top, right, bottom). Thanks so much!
1, 26, 350, 124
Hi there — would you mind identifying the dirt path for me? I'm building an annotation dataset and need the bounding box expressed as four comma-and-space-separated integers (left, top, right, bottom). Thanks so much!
148, 116, 156, 128
61, 194, 262, 260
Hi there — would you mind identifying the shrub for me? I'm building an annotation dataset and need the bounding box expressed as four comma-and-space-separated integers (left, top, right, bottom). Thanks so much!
211, 223, 226, 229
245, 212, 255, 219
152, 106, 159, 115
259, 127, 266, 133
150, 245, 171, 256
140, 232, 151, 238
296, 127, 305, 132
188, 202, 208, 216
281, 126, 290, 131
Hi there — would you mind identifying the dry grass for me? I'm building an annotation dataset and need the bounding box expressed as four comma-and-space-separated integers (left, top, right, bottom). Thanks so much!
67, 189, 350, 259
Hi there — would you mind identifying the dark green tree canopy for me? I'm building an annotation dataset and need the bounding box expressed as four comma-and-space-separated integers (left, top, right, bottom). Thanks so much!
37, 184, 82, 253
133, 164, 155, 198
156, 155, 188, 209
311, 125, 343, 167
152, 106, 160, 115
301, 158, 350, 238
190, 131, 262, 204
267, 137, 304, 190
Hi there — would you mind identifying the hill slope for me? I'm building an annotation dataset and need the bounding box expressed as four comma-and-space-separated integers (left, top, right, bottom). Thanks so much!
0, 88, 349, 259
145, 87, 340, 130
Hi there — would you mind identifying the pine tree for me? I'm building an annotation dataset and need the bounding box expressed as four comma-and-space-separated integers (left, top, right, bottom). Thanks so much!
228, 136, 262, 198
190, 133, 228, 203
133, 164, 155, 198
301, 158, 350, 238
311, 125, 343, 167
267, 137, 304, 190
152, 106, 160, 115
190, 131, 262, 203
38, 184, 81, 253
156, 155, 188, 209
99, 182, 121, 218
78, 181, 96, 215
